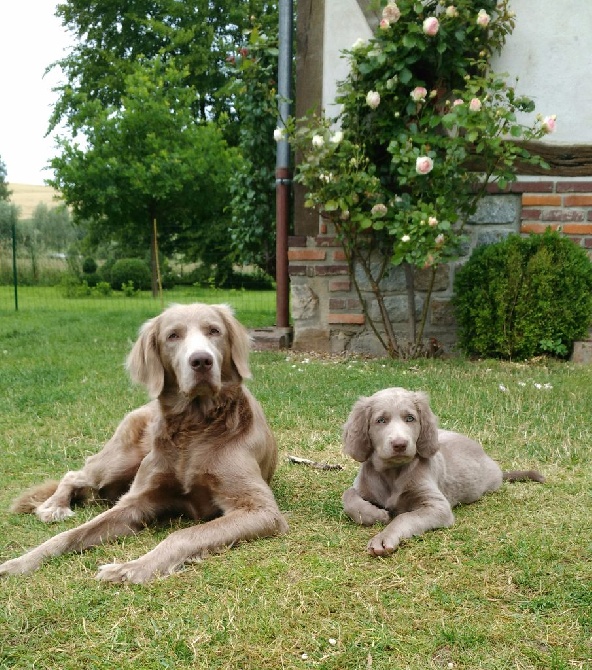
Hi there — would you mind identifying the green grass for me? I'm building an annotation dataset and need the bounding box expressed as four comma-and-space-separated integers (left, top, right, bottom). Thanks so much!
1, 303, 591, 669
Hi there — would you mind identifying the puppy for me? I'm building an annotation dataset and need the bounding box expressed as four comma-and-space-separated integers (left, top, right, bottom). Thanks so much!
342, 387, 544, 556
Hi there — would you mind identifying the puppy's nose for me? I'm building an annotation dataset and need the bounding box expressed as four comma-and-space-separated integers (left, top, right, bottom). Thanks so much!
390, 438, 407, 454
189, 351, 214, 370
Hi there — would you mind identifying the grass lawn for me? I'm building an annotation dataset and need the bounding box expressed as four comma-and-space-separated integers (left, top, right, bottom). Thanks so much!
0, 301, 591, 669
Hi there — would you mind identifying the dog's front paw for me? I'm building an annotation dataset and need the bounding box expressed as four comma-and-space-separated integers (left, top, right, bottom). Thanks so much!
96, 560, 161, 584
354, 507, 390, 526
35, 503, 74, 523
0, 555, 38, 576
367, 531, 400, 557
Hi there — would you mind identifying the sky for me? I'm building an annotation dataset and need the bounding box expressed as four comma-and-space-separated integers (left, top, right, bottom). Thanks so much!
0, 1, 71, 185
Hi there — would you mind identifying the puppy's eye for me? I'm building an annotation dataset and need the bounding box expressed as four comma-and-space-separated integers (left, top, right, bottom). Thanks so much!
405, 414, 415, 423
208, 326, 221, 336
167, 331, 180, 341
376, 416, 387, 424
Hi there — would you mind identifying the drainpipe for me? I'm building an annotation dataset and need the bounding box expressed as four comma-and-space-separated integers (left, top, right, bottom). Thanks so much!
275, 0, 293, 330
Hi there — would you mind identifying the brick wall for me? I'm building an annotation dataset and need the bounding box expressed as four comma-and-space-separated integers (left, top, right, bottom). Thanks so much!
288, 179, 592, 355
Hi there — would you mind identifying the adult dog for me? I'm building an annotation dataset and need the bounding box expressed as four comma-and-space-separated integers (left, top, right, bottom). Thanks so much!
342, 387, 543, 556
0, 303, 288, 583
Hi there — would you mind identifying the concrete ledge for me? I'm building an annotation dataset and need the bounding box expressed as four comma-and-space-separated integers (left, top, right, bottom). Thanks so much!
250, 327, 293, 351
571, 340, 592, 364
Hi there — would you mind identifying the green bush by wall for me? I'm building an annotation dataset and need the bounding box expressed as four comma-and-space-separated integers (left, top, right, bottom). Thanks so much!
453, 230, 592, 359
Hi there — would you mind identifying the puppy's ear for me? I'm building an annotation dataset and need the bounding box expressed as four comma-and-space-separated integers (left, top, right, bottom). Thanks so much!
343, 397, 373, 462
414, 391, 439, 458
217, 304, 252, 380
126, 315, 165, 398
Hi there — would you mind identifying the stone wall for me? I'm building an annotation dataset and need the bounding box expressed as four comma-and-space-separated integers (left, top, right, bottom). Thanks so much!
288, 178, 592, 355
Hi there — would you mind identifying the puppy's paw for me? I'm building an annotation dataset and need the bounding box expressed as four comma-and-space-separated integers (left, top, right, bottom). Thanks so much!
367, 531, 400, 557
35, 503, 74, 523
355, 507, 390, 526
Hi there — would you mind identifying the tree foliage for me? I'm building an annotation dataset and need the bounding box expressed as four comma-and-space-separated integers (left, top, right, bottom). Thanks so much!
50, 0, 279, 285
0, 156, 10, 201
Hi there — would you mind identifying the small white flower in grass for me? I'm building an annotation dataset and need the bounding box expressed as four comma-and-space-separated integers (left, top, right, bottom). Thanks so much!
328, 638, 337, 646
499, 384, 508, 392
544, 383, 553, 389
301, 653, 309, 660
534, 383, 542, 389
518, 381, 526, 387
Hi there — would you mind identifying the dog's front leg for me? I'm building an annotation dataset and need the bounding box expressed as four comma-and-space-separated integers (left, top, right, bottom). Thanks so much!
0, 501, 150, 576
97, 502, 288, 583
367, 499, 454, 556
342, 487, 390, 526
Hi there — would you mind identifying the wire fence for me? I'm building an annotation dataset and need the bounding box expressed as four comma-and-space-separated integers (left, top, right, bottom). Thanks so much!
0, 253, 278, 329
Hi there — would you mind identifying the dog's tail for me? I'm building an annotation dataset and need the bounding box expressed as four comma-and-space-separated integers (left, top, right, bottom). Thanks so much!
503, 469, 545, 484
9, 480, 60, 514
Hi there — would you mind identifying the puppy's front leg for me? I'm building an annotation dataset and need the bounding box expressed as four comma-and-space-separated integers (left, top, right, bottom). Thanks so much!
343, 487, 390, 526
367, 499, 454, 556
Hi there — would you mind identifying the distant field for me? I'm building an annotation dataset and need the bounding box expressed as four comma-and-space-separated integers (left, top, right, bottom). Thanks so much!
8, 183, 62, 219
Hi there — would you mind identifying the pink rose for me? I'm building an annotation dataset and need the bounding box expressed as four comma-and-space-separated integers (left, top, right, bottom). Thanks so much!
366, 90, 381, 109
379, 18, 390, 30
542, 115, 557, 133
382, 3, 401, 24
410, 86, 428, 103
428, 216, 438, 227
452, 98, 464, 107
477, 9, 490, 27
469, 98, 482, 112
371, 203, 388, 217
416, 156, 434, 175
423, 17, 439, 36
445, 6, 459, 18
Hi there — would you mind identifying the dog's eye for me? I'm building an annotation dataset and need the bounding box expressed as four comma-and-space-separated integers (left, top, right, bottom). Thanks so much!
405, 414, 416, 423
167, 331, 180, 341
376, 416, 387, 424
208, 326, 221, 336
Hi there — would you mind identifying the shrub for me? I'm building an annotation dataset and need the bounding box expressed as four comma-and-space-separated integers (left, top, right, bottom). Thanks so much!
453, 230, 592, 359
82, 257, 97, 274
110, 258, 151, 291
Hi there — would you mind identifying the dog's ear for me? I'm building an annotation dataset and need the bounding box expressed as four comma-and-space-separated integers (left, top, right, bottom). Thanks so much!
343, 397, 373, 462
414, 391, 439, 458
216, 304, 252, 380
126, 315, 165, 398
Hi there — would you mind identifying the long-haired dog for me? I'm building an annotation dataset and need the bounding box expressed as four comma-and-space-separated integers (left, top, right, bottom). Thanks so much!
0, 303, 288, 582
342, 387, 544, 556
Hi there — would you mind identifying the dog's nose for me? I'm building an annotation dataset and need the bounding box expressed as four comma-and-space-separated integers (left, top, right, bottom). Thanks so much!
390, 438, 407, 454
189, 351, 214, 370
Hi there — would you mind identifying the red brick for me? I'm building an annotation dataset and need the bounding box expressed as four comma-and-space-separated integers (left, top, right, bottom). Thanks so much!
329, 279, 351, 292
288, 265, 307, 276
561, 223, 592, 235
334, 249, 348, 262
520, 223, 556, 234
287, 248, 326, 261
329, 298, 346, 310
328, 313, 365, 325
564, 195, 592, 207
521, 208, 542, 220
315, 265, 349, 276
541, 210, 585, 222
288, 236, 307, 247
522, 194, 561, 206
556, 181, 592, 193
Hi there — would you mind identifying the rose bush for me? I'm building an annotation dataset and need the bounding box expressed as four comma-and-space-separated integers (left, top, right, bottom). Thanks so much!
289, 0, 553, 357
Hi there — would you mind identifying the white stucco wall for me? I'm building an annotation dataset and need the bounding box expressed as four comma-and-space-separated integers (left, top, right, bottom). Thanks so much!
492, 0, 592, 145
322, 0, 373, 117
322, 0, 592, 145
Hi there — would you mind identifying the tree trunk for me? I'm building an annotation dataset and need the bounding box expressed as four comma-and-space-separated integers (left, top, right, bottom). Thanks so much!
149, 204, 158, 298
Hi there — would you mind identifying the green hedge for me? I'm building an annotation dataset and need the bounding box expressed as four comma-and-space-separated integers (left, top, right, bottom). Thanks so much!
453, 230, 592, 359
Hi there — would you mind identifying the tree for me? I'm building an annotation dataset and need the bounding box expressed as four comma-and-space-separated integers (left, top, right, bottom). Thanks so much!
291, 0, 552, 357
227, 23, 280, 278
49, 56, 236, 294
0, 156, 10, 201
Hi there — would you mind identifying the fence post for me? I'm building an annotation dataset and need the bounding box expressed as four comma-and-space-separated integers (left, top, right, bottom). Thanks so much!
11, 211, 18, 311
